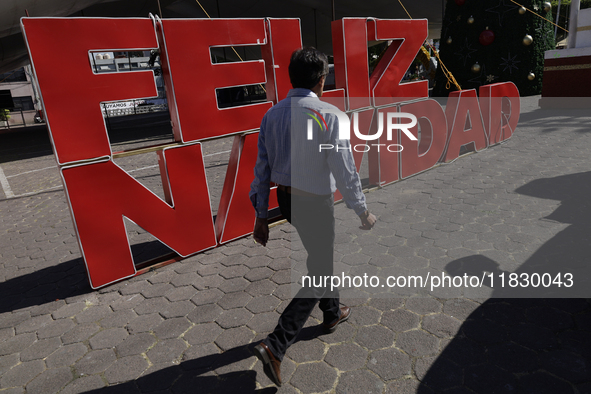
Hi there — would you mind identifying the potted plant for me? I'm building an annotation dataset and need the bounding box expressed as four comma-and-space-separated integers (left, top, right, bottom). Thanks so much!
0, 109, 10, 127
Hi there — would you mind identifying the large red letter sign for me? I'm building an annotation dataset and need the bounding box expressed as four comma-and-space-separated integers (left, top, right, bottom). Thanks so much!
479, 82, 520, 145
21, 18, 158, 164
62, 144, 216, 288
157, 18, 272, 142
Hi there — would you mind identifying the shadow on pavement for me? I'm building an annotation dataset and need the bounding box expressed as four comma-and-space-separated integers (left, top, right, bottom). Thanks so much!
79, 327, 325, 394
419, 171, 591, 393
0, 239, 175, 314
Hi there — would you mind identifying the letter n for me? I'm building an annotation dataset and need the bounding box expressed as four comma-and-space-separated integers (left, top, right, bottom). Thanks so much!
61, 144, 216, 288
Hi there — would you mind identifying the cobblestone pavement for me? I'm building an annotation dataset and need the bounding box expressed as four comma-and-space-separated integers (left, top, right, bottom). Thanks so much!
0, 96, 590, 393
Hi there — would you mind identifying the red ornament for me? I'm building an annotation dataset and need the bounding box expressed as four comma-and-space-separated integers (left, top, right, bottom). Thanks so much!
479, 29, 495, 46
455, 0, 466, 5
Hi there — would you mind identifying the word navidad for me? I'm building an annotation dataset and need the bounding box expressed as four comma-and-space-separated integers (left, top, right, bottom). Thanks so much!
21, 16, 520, 288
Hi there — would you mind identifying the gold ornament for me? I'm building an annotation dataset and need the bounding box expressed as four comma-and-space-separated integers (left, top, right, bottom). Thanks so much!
446, 36, 453, 44
543, 2, 552, 12
523, 34, 533, 45
519, 6, 526, 14
471, 63, 481, 73
467, 15, 475, 24
528, 72, 536, 80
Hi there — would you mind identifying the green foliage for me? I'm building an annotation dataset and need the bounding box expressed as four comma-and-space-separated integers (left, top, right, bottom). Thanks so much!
0, 109, 10, 121
434, 0, 556, 97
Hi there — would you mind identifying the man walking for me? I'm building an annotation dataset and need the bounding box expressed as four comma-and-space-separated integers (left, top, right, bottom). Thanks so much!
249, 47, 376, 387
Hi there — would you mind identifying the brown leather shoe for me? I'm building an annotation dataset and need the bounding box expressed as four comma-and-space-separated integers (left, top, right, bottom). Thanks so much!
253, 342, 281, 386
323, 306, 351, 334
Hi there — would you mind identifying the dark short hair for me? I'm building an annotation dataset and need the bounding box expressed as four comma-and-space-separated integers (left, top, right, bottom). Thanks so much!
288, 47, 329, 90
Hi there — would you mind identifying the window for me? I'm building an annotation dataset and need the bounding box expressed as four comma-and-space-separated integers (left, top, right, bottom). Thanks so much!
12, 96, 35, 111
0, 68, 27, 83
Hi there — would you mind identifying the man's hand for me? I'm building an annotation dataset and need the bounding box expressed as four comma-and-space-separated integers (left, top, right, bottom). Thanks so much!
359, 210, 377, 230
253, 217, 269, 246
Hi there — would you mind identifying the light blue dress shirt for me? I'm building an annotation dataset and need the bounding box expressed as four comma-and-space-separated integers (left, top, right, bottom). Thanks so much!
250, 88, 367, 219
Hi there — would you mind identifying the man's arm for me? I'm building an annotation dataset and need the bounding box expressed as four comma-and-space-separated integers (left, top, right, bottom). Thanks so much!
324, 114, 376, 230
250, 117, 271, 245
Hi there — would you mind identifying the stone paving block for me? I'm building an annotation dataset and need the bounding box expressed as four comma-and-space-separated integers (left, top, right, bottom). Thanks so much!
465, 364, 517, 393
324, 343, 368, 371
109, 294, 145, 312
218, 278, 250, 293
0, 333, 37, 356
141, 283, 174, 299
136, 363, 183, 392
115, 332, 156, 357
164, 286, 198, 302
396, 330, 440, 357
20, 337, 62, 362
335, 369, 385, 394
387, 379, 434, 394
88, 327, 128, 350
245, 279, 276, 297
245, 295, 280, 314
132, 297, 170, 315
152, 317, 191, 340
14, 314, 52, 334
126, 313, 163, 334
0, 327, 14, 342
181, 343, 221, 370
98, 309, 137, 329
288, 338, 326, 363
244, 267, 273, 282
290, 362, 337, 393
170, 272, 200, 288
405, 297, 442, 314
104, 354, 149, 384
28, 300, 65, 317
190, 288, 224, 306
36, 317, 75, 339
0, 359, 45, 388
0, 354, 20, 375
74, 348, 117, 375
422, 314, 462, 338
380, 308, 420, 333
215, 308, 253, 329
187, 304, 223, 324
367, 348, 411, 381
246, 311, 280, 333
443, 298, 481, 320
368, 298, 405, 311
217, 292, 252, 310
59, 374, 106, 394
184, 322, 222, 346
74, 305, 112, 324
347, 305, 381, 327
146, 338, 186, 364
45, 343, 88, 368
159, 300, 195, 319
60, 323, 100, 345
356, 325, 395, 350
24, 367, 72, 394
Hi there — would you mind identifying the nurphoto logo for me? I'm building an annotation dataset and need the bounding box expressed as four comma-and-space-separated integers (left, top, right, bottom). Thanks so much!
305, 109, 418, 153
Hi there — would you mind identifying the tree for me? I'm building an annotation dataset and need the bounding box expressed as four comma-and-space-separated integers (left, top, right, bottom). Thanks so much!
434, 0, 556, 96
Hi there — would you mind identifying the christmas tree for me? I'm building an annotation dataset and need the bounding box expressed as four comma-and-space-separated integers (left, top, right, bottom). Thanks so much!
434, 0, 556, 96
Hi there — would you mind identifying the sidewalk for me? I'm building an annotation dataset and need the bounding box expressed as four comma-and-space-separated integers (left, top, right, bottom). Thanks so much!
0, 95, 590, 393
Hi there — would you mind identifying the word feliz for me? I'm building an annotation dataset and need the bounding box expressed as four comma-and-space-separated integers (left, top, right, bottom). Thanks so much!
21, 16, 520, 288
